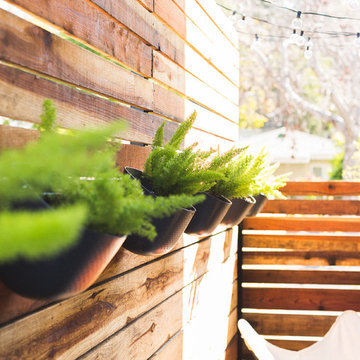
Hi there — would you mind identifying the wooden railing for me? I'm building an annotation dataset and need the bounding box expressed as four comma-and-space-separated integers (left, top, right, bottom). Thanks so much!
240, 181, 360, 359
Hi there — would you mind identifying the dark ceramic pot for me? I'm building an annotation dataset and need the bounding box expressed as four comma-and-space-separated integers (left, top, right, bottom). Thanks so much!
0, 199, 126, 300
246, 194, 268, 217
221, 196, 256, 227
185, 192, 232, 236
123, 167, 195, 256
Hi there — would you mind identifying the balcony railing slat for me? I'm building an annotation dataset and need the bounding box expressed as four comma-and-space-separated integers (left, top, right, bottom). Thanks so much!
263, 199, 360, 215
243, 215, 360, 232
280, 181, 360, 196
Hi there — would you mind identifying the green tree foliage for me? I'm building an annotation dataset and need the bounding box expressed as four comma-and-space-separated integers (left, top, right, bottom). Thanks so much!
143, 111, 223, 197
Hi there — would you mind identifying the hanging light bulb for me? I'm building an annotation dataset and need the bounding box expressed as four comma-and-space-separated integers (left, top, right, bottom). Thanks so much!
251, 34, 260, 50
237, 14, 246, 27
356, 32, 360, 45
292, 11, 302, 30
289, 29, 298, 44
296, 30, 305, 46
347, 0, 360, 9
305, 37, 313, 49
304, 45, 313, 59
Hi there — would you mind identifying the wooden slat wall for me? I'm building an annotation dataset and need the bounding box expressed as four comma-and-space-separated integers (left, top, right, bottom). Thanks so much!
240, 181, 360, 359
0, 1, 240, 359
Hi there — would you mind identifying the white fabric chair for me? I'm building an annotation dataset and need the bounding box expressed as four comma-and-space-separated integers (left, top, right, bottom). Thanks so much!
238, 310, 360, 360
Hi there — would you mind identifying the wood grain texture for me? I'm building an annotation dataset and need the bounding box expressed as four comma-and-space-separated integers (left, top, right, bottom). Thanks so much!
194, 0, 238, 49
263, 199, 360, 215
280, 181, 360, 196
243, 269, 360, 285
243, 233, 360, 251
81, 256, 237, 360
137, 0, 153, 11
116, 143, 151, 172
9, 0, 152, 76
0, 63, 175, 144
0, 230, 237, 359
153, 50, 238, 122
268, 339, 315, 351
0, 125, 39, 149
243, 215, 360, 232
243, 250, 360, 266
243, 313, 336, 337
152, 83, 238, 141
242, 287, 360, 311
0, 9, 154, 110
173, 0, 239, 82
154, 0, 186, 38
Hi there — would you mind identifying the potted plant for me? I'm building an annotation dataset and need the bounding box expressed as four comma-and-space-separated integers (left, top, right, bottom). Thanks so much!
124, 110, 225, 251
246, 160, 289, 217
0, 100, 197, 299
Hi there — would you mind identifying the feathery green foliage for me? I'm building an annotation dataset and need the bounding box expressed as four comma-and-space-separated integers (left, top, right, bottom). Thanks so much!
143, 111, 223, 196
210, 145, 288, 200
33, 99, 57, 134
210, 148, 263, 199
252, 160, 289, 199
0, 205, 87, 262
0, 100, 205, 262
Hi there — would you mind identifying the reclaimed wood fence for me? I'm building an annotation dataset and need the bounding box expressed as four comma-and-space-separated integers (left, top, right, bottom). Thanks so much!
240, 181, 360, 359
0, 0, 240, 359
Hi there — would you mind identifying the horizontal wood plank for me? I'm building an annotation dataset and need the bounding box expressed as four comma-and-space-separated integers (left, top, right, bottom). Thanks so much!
268, 339, 315, 351
137, 0, 153, 11
152, 83, 238, 141
153, 50, 238, 122
280, 181, 360, 196
0, 125, 39, 149
243, 215, 360, 232
194, 0, 238, 49
0, 230, 237, 359
263, 199, 360, 215
82, 261, 237, 359
242, 233, 360, 251
242, 287, 360, 311
243, 269, 360, 285
0, 228, 237, 325
0, 63, 176, 144
173, 0, 239, 82
243, 251, 360, 266
154, 0, 186, 39
0, 9, 154, 110
243, 313, 336, 337
9, 0, 152, 76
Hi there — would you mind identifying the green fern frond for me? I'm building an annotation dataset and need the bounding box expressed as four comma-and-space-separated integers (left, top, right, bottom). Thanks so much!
152, 122, 165, 149
168, 111, 197, 149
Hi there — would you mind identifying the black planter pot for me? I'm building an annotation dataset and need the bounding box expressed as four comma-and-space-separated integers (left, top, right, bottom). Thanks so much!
246, 193, 268, 217
221, 196, 256, 227
123, 167, 195, 256
185, 192, 232, 236
0, 199, 126, 300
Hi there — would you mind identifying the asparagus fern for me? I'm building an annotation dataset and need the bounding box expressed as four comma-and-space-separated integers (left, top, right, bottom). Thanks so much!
143, 111, 223, 196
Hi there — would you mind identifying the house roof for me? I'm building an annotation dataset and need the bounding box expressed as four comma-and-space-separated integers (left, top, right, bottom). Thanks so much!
238, 127, 339, 164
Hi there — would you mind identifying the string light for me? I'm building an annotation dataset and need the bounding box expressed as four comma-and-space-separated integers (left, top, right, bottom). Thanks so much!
292, 11, 302, 29
251, 34, 261, 50
289, 29, 298, 44
304, 46, 313, 59
296, 30, 305, 46
356, 32, 360, 44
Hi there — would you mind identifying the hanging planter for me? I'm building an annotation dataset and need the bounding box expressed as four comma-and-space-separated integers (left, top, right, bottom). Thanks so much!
246, 193, 268, 217
185, 192, 232, 236
0, 199, 126, 300
221, 196, 256, 227
0, 228, 126, 300
123, 167, 195, 255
